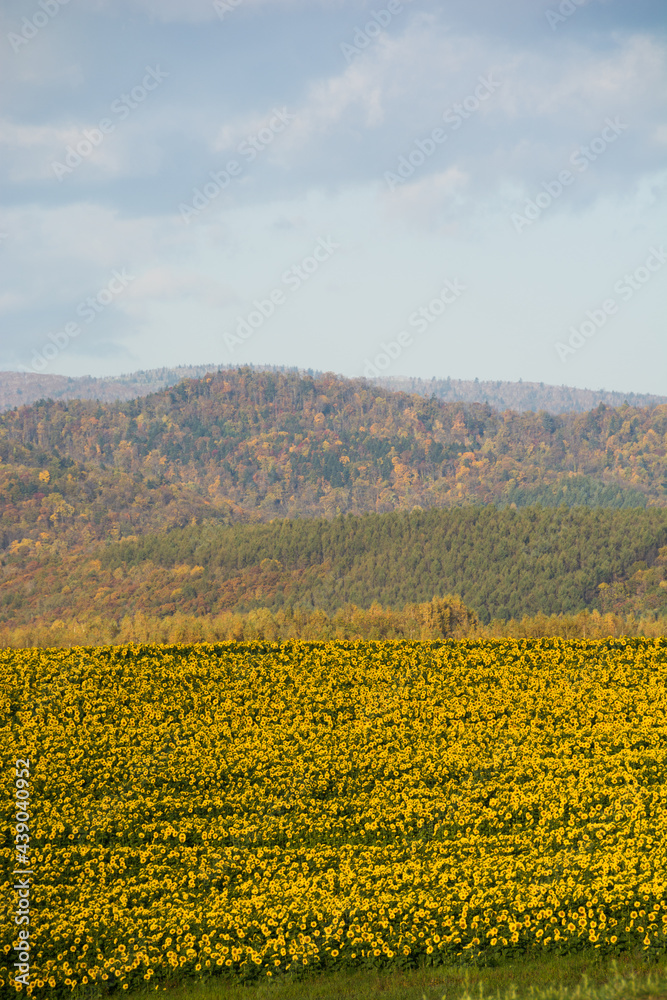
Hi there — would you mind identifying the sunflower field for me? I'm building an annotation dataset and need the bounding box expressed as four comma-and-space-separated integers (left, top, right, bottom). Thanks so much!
2, 638, 667, 996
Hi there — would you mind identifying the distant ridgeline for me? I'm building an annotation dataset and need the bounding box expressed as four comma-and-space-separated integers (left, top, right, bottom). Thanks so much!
1, 363, 665, 414
375, 375, 667, 416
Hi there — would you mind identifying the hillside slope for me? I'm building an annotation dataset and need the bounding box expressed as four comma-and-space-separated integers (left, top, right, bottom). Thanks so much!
2, 507, 667, 633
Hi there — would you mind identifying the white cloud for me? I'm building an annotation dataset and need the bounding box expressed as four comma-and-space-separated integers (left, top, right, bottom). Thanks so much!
651, 124, 667, 146
0, 203, 177, 307
126, 267, 236, 306
0, 290, 26, 314
264, 23, 666, 209
495, 34, 666, 122
0, 200, 242, 346
0, 120, 81, 181
0, 113, 166, 183
210, 61, 387, 163
380, 167, 469, 229
1, 0, 665, 389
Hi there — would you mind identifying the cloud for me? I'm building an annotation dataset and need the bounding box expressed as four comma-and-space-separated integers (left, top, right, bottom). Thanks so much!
1, 0, 665, 389
210, 59, 388, 164
0, 112, 167, 185
0, 199, 243, 362
261, 21, 667, 210
289, 60, 387, 138
380, 167, 469, 229
0, 202, 176, 308
0, 120, 82, 182
494, 33, 666, 123
126, 267, 237, 307
0, 290, 26, 314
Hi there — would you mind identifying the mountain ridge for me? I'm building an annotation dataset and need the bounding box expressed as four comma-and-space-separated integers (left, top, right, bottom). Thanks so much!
2, 364, 665, 415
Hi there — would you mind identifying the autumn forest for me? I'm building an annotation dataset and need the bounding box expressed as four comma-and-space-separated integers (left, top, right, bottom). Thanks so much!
1, 367, 666, 646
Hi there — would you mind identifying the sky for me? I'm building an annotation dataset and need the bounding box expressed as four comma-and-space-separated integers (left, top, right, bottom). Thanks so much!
1, 0, 666, 394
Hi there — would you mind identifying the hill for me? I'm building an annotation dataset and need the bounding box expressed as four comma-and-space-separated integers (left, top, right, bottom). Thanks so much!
0, 368, 665, 562
2, 364, 665, 414
1, 366, 667, 642
1, 507, 667, 645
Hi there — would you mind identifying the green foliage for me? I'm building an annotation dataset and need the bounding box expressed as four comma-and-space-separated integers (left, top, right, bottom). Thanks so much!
120, 949, 667, 1000
97, 506, 667, 623
499, 475, 648, 509
1, 508, 667, 640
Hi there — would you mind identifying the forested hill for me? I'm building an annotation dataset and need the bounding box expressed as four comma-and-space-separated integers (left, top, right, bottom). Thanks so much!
1, 368, 666, 561
97, 506, 667, 623
2, 364, 665, 415
2, 507, 667, 634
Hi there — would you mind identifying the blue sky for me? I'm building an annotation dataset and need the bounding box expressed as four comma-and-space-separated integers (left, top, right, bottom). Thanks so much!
1, 0, 665, 393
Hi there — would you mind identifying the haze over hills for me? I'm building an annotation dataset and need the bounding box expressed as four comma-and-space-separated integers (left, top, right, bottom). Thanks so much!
0, 365, 222, 412
375, 376, 667, 416
2, 365, 665, 415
